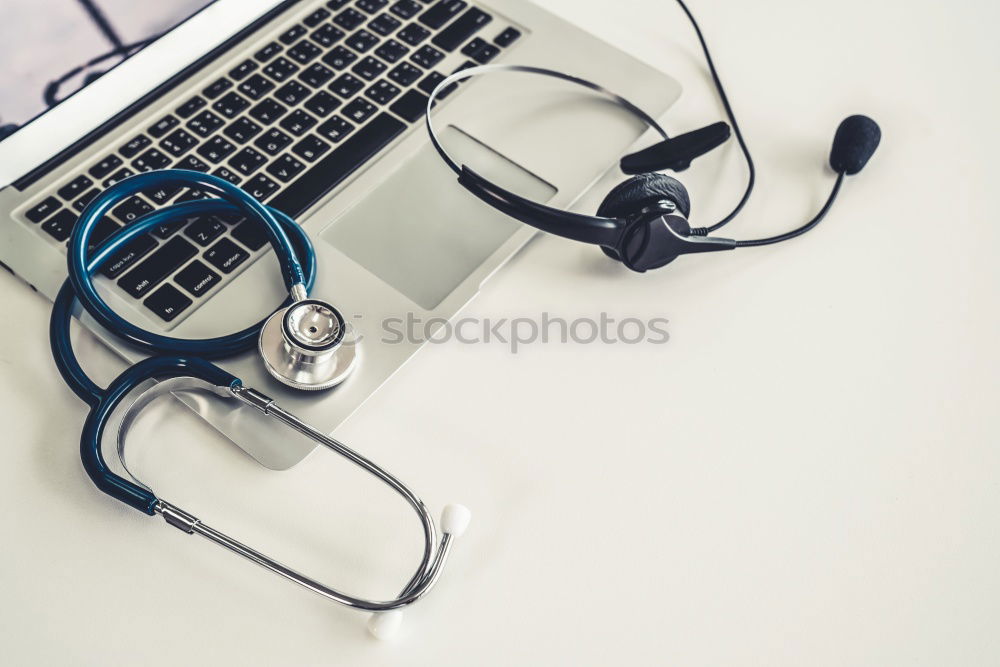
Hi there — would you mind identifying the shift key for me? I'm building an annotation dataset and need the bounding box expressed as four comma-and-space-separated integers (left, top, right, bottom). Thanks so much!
118, 237, 197, 298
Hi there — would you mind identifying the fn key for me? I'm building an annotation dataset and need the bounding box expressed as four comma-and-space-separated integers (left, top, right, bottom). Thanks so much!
143, 284, 192, 321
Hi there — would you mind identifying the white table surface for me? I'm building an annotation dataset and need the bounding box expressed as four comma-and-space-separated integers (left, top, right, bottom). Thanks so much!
2, 0, 998, 664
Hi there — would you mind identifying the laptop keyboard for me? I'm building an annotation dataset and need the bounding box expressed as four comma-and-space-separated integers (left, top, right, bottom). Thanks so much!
20, 0, 521, 324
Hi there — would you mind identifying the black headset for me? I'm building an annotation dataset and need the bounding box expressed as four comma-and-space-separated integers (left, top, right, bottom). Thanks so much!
426, 0, 881, 273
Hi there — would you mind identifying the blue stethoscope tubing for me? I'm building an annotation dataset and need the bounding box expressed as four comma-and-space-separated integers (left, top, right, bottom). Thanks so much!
50, 169, 317, 512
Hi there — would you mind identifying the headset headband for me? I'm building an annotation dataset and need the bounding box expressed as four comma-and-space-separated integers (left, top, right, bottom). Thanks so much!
424, 64, 673, 248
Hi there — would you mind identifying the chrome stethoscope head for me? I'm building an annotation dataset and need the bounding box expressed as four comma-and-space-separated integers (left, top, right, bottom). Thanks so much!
258, 282, 359, 391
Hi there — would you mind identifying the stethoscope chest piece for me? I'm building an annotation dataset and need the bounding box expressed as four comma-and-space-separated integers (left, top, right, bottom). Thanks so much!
259, 297, 358, 391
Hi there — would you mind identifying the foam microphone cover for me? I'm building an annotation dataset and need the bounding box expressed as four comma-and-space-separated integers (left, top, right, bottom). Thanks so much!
829, 115, 881, 175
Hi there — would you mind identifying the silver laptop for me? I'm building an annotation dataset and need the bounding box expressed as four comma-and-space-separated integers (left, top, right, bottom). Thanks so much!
0, 0, 680, 469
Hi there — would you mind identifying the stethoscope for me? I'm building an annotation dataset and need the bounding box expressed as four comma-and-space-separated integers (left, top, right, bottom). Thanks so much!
50, 170, 469, 639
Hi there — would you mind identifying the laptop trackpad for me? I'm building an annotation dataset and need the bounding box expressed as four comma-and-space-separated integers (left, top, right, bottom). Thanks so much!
321, 126, 556, 310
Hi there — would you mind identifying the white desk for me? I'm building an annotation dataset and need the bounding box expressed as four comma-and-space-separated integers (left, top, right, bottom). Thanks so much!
2, 0, 998, 664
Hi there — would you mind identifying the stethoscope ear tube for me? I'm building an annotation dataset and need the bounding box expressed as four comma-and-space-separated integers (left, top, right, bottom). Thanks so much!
79, 356, 239, 514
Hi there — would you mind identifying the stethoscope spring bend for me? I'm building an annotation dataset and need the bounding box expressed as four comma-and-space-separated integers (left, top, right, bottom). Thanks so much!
50, 170, 470, 639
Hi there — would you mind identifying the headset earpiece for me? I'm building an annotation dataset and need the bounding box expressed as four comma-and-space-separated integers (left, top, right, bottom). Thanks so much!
596, 173, 692, 219
596, 174, 692, 265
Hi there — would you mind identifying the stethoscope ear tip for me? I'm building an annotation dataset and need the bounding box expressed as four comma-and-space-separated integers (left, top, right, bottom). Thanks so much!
441, 504, 471, 537
368, 610, 404, 640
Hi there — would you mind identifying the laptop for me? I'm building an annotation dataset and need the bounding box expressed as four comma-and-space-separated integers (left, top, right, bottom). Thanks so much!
0, 0, 681, 469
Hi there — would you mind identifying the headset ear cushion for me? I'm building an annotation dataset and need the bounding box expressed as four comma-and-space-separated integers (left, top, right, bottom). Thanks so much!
596, 173, 692, 220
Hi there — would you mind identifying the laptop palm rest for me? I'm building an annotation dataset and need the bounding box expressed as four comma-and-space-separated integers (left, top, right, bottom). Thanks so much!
321, 125, 557, 310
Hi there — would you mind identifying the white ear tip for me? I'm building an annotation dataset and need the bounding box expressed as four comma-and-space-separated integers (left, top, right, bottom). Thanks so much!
441, 503, 471, 537
367, 610, 403, 640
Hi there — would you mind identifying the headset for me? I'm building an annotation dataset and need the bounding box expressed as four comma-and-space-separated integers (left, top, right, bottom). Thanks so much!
425, 0, 882, 273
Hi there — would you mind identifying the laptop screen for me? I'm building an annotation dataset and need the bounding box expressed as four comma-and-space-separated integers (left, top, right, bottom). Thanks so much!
0, 0, 217, 142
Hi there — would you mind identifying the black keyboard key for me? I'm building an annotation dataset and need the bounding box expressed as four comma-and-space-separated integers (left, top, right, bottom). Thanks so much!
299, 62, 335, 88
175, 260, 221, 297
238, 73, 275, 100
279, 109, 317, 135
112, 196, 153, 223
288, 39, 322, 64
197, 136, 237, 163
419, 0, 466, 29
212, 166, 242, 185
102, 167, 135, 188
357, 0, 388, 13
304, 90, 341, 117
41, 209, 77, 241
387, 61, 422, 86
212, 92, 249, 118
58, 175, 94, 201
411, 44, 443, 68
375, 39, 409, 63
89, 154, 124, 179
432, 7, 490, 51
263, 57, 300, 82
333, 8, 365, 30
397, 23, 430, 45
292, 135, 331, 161
249, 99, 287, 125
347, 29, 380, 53
370, 13, 401, 36
229, 147, 267, 175
119, 134, 152, 158
174, 155, 210, 173
187, 110, 225, 137
174, 188, 209, 204
72, 188, 101, 212
230, 219, 268, 251
89, 216, 121, 250
303, 7, 331, 27
254, 128, 294, 155
204, 238, 250, 274
243, 173, 280, 201
224, 117, 263, 143
389, 88, 429, 122
254, 41, 283, 62
101, 234, 157, 278
143, 184, 183, 205
279, 24, 307, 45
316, 116, 354, 143
143, 284, 192, 321
390, 0, 421, 19
270, 112, 404, 217
161, 129, 198, 157
203, 78, 233, 99
175, 96, 207, 118
417, 70, 454, 97
311, 23, 345, 47
118, 236, 196, 298
327, 0, 351, 8
330, 72, 365, 98
276, 80, 312, 106
149, 115, 180, 138
342, 98, 377, 123
365, 79, 401, 105
132, 148, 171, 172
494, 26, 520, 47
472, 43, 499, 63
461, 37, 488, 57
352, 56, 386, 80
26, 196, 61, 223
322, 45, 358, 70
229, 59, 258, 80
266, 154, 307, 183
184, 216, 226, 246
